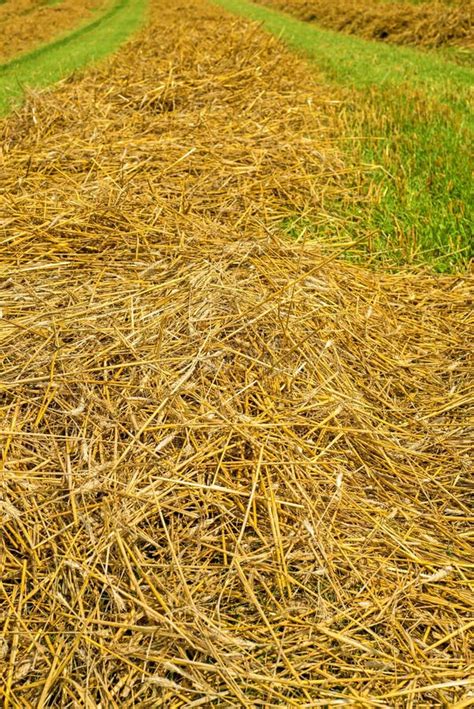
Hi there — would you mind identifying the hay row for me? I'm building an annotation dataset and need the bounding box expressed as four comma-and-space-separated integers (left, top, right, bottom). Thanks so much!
0, 0, 111, 64
256, 0, 474, 49
0, 0, 472, 704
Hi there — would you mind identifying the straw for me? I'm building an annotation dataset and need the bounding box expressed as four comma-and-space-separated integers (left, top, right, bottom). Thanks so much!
0, 0, 110, 64
0, 0, 472, 704
257, 0, 474, 50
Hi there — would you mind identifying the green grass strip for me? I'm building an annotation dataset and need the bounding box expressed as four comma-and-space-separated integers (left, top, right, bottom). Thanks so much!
0, 0, 148, 116
214, 0, 473, 270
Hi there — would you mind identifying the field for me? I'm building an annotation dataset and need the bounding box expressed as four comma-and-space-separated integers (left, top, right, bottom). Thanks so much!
0, 0, 473, 705
255, 0, 473, 51
218, 0, 473, 271
0, 0, 112, 62
0, 0, 147, 116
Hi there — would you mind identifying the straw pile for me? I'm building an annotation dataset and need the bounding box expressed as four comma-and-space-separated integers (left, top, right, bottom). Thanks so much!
0, 0, 110, 63
0, 0, 472, 704
257, 0, 474, 49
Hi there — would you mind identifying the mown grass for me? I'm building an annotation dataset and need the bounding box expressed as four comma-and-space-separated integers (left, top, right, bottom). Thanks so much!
214, 0, 473, 270
0, 0, 147, 116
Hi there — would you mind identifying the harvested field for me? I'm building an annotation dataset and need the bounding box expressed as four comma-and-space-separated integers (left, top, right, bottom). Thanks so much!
256, 0, 474, 49
0, 0, 473, 705
0, 0, 111, 63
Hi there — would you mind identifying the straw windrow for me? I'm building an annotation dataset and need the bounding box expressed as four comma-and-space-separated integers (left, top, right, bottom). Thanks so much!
0, 0, 472, 704
256, 0, 473, 50
0, 0, 112, 63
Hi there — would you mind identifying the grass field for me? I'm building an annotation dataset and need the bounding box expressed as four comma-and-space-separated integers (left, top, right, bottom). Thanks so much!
0, 0, 472, 705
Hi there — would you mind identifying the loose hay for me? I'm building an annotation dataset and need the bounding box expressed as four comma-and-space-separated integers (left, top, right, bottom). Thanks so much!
0, 0, 473, 704
257, 0, 474, 50
0, 0, 111, 64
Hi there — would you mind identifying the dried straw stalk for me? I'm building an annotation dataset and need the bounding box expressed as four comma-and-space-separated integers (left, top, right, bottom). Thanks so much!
0, 0, 111, 64
257, 0, 474, 50
0, 0, 472, 705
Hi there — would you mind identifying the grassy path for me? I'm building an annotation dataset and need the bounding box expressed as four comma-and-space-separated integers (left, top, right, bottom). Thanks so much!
215, 0, 473, 270
0, 0, 147, 116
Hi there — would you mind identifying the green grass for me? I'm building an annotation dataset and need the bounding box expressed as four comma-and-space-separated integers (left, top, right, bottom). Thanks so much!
0, 0, 147, 116
213, 0, 473, 270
